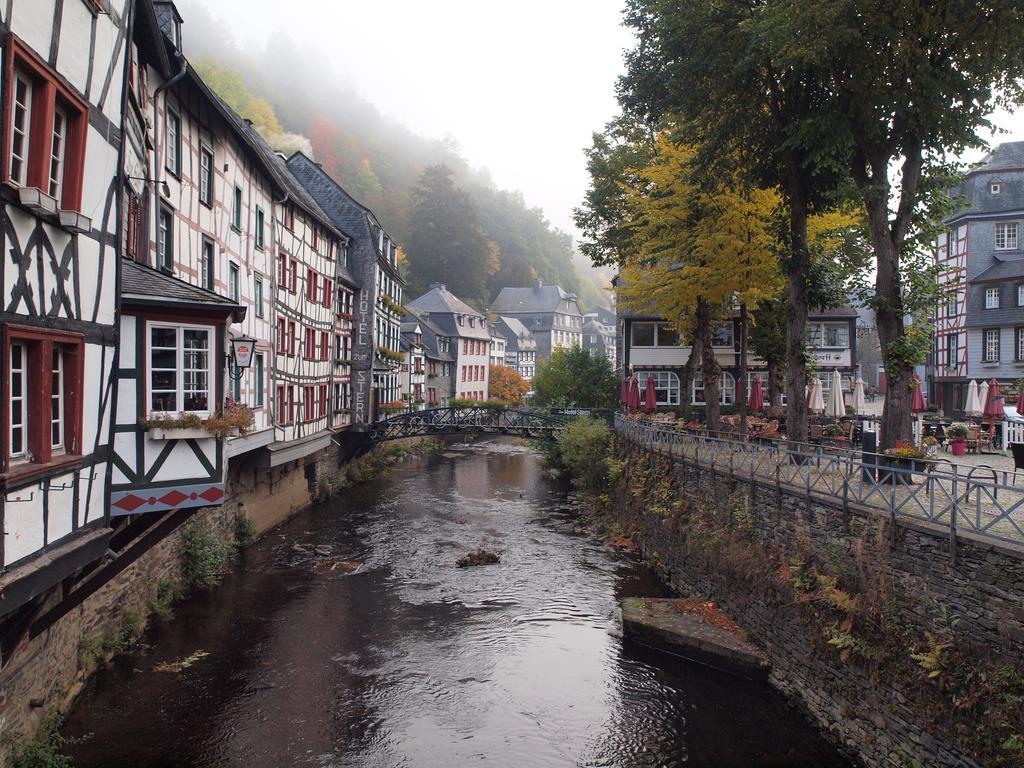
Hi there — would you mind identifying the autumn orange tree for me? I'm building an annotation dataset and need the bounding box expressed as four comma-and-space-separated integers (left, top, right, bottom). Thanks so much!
489, 365, 530, 405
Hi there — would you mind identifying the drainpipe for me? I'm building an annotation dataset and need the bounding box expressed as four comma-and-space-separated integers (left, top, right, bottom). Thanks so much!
151, 49, 186, 265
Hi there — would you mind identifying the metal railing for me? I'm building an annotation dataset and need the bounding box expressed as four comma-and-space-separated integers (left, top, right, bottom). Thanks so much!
615, 414, 1024, 555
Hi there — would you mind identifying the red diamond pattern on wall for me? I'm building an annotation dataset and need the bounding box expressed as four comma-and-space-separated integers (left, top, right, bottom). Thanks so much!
113, 494, 146, 512
199, 486, 224, 502
159, 490, 189, 507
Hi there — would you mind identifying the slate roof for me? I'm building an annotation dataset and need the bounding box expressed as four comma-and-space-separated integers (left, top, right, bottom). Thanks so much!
405, 286, 491, 341
949, 141, 1024, 222
121, 259, 244, 319
404, 309, 455, 362
492, 283, 581, 314
972, 258, 1024, 284
287, 152, 402, 281
495, 316, 537, 354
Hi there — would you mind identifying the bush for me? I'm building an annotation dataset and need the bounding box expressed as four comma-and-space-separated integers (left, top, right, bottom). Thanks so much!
234, 512, 257, 545
2, 712, 77, 768
553, 417, 615, 493
180, 519, 236, 589
146, 578, 181, 618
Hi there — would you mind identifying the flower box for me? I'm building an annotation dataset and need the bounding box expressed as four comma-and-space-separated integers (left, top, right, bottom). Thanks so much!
148, 427, 217, 441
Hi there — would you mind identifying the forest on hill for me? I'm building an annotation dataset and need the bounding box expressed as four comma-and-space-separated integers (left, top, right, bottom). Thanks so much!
179, 2, 605, 310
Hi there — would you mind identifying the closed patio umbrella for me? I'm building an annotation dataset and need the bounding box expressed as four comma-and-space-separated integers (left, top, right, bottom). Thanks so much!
851, 378, 866, 415
747, 376, 765, 413
1016, 387, 1024, 415
984, 378, 1005, 420
965, 379, 981, 417
825, 369, 846, 418
979, 380, 990, 418
808, 376, 825, 414
644, 375, 657, 413
910, 377, 926, 414
628, 376, 641, 410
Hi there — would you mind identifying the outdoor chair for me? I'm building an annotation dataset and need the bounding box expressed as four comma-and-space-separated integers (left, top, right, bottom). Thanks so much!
978, 424, 995, 453
1011, 443, 1024, 484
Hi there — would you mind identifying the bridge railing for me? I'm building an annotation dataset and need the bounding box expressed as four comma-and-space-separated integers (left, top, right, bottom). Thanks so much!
615, 413, 1024, 554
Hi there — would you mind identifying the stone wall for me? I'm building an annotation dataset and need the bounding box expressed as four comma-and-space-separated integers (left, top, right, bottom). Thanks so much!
612, 439, 1024, 768
0, 442, 351, 761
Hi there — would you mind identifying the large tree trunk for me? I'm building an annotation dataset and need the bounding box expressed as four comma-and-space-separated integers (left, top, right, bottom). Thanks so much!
738, 303, 748, 437
697, 300, 721, 430
680, 328, 700, 416
784, 166, 811, 443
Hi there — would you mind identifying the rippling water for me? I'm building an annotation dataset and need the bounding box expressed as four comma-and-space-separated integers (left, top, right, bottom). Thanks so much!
63, 439, 848, 767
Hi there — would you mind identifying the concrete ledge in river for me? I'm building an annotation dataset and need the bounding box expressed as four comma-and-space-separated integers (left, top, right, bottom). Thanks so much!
621, 598, 770, 681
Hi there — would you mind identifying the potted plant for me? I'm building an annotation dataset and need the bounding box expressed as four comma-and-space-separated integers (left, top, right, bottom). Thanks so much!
947, 422, 969, 456
881, 441, 933, 481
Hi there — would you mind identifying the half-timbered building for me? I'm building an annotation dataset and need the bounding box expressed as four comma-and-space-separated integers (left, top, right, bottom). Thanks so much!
0, 0, 129, 614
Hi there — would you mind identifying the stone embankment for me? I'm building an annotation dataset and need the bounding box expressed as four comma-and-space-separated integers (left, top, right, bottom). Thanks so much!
608, 434, 1024, 768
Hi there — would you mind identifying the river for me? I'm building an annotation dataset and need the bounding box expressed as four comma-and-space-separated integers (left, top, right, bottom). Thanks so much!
63, 439, 849, 767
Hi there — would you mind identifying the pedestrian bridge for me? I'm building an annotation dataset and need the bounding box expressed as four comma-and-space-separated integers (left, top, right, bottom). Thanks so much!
365, 406, 594, 443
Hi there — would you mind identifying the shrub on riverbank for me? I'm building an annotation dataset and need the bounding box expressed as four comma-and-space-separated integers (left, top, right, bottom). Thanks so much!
545, 417, 616, 494
1, 711, 77, 768
181, 519, 237, 589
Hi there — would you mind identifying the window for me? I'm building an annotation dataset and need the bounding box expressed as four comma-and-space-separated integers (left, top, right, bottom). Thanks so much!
254, 274, 264, 318
946, 333, 958, 368
307, 268, 318, 302
637, 371, 680, 406
995, 223, 1018, 250
320, 331, 329, 361
200, 237, 214, 290
986, 287, 1001, 309
149, 324, 212, 414
992, 183, 1001, 195
199, 146, 213, 206
230, 368, 241, 402
656, 324, 681, 347
807, 322, 850, 349
312, 226, 319, 253
289, 258, 297, 293
303, 385, 315, 421
984, 328, 1000, 363
166, 108, 181, 176
276, 318, 286, 354
1018, 284, 1024, 308
4, 41, 90, 210
4, 329, 83, 469
277, 252, 288, 288
712, 323, 734, 348
255, 206, 265, 249
691, 372, 736, 405
276, 385, 294, 425
228, 262, 240, 302
946, 291, 958, 317
232, 185, 242, 231
1017, 328, 1024, 362
253, 352, 265, 407
288, 320, 297, 356
157, 206, 174, 271
631, 323, 656, 347
319, 384, 328, 418
305, 327, 316, 359
323, 279, 333, 308
283, 205, 295, 231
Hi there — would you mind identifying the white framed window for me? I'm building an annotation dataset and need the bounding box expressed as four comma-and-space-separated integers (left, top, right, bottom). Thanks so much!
158, 206, 173, 271
50, 346, 64, 451
48, 106, 67, 201
199, 146, 213, 206
995, 222, 1018, 250
148, 323, 214, 414
256, 206, 265, 249
229, 262, 240, 302
807, 322, 850, 349
200, 237, 214, 290
692, 372, 736, 405
637, 370, 680, 406
254, 273, 264, 318
712, 323, 734, 348
986, 286, 1001, 309
984, 328, 1000, 363
9, 72, 32, 185
1017, 328, 1024, 363
1018, 284, 1024, 307
9, 342, 26, 460
992, 183, 1002, 194
253, 352, 265, 407
232, 184, 242, 230
166, 109, 181, 176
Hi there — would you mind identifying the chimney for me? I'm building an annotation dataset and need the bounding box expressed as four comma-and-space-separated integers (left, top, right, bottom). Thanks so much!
429, 282, 446, 291
533, 279, 543, 291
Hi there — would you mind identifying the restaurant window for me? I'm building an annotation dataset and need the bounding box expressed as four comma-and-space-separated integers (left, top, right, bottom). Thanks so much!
984, 328, 1000, 363
4, 328, 84, 470
636, 370, 680, 406
148, 324, 213, 415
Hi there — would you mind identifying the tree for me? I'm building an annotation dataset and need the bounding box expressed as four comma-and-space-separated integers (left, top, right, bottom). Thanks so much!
489, 365, 530, 405
814, 3, 1024, 447
532, 347, 619, 409
406, 166, 500, 307
618, 0, 848, 441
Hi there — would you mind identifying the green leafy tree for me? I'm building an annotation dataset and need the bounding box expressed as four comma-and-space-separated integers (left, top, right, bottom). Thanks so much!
532, 347, 618, 409
553, 417, 615, 493
406, 166, 500, 307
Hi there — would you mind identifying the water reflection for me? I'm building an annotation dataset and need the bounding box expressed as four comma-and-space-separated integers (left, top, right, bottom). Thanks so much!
63, 440, 847, 768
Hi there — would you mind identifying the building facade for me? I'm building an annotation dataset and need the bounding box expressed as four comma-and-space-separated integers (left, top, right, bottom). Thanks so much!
489, 323, 507, 369
930, 141, 1024, 415
406, 309, 454, 407
583, 309, 617, 366
491, 280, 583, 360
495, 316, 537, 381
406, 284, 490, 401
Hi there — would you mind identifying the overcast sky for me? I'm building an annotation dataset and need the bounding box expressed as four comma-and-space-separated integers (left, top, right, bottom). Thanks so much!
185, 0, 1021, 240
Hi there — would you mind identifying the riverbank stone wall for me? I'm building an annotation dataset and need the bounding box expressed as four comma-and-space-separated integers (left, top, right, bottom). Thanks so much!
610, 439, 1024, 768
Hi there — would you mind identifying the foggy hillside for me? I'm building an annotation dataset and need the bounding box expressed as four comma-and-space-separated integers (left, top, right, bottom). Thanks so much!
177, 1, 606, 310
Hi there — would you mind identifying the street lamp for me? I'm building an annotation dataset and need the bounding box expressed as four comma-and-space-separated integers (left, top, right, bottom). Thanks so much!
228, 335, 256, 381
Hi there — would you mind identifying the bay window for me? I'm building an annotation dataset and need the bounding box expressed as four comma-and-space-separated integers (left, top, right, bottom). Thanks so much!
4, 327, 83, 470
148, 324, 213, 415
4, 38, 89, 211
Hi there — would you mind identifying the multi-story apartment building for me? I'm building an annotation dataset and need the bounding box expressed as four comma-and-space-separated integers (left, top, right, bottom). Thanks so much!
406, 309, 455, 407
930, 141, 1024, 415
406, 284, 491, 401
0, 0, 131, 612
333, 268, 358, 429
495, 316, 537, 381
583, 309, 617, 366
400, 321, 427, 409
618, 306, 858, 409
288, 153, 404, 421
489, 323, 507, 368
492, 280, 583, 360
